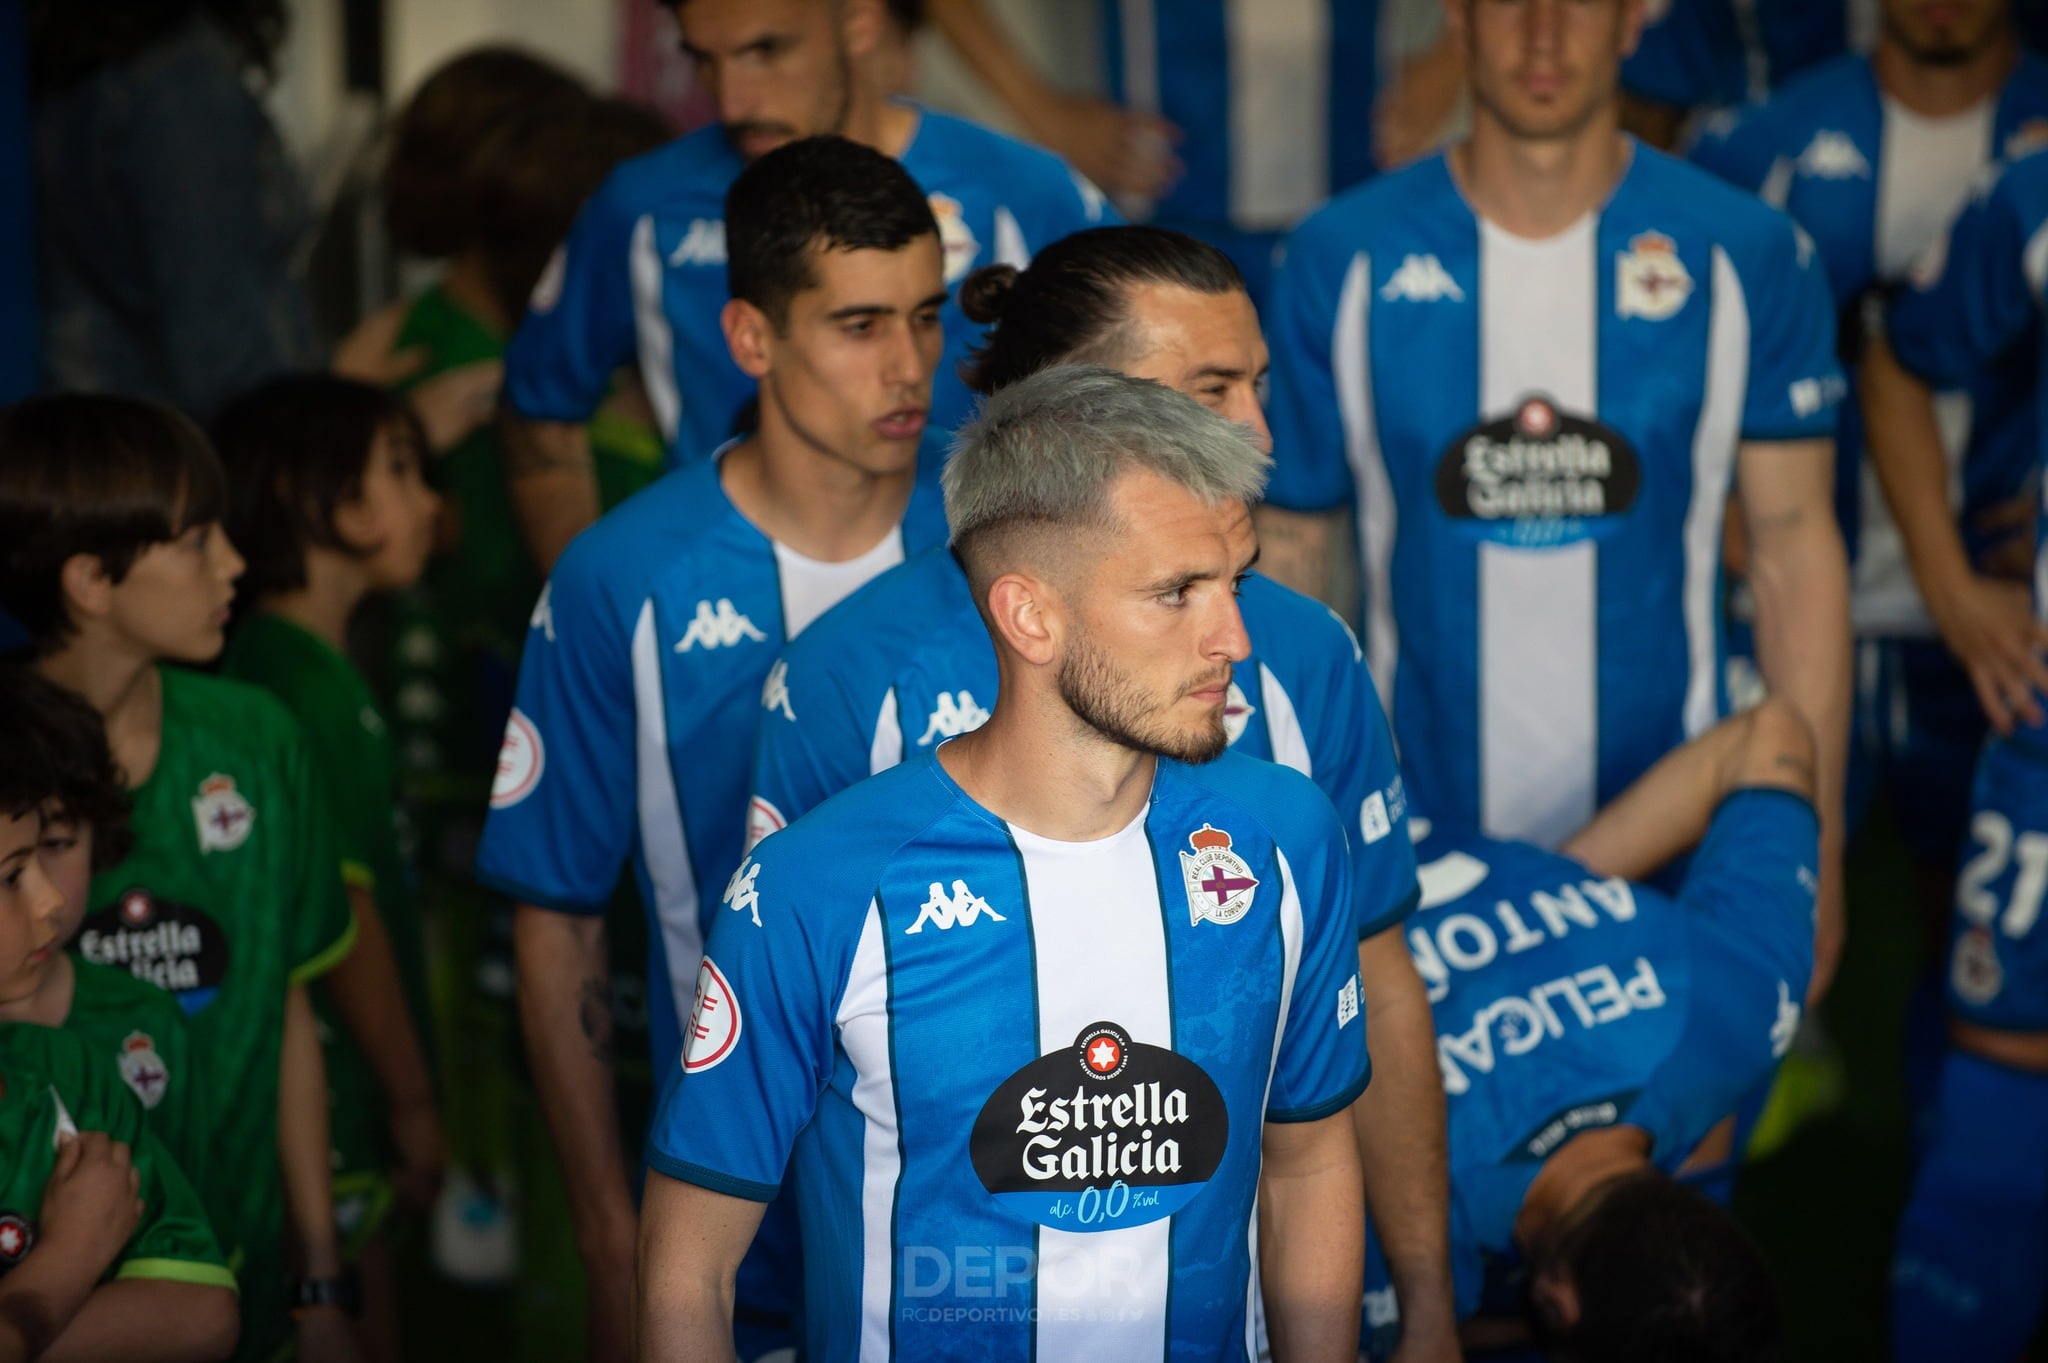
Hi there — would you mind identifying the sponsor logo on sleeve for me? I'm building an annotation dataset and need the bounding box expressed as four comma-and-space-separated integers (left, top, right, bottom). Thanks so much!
1337, 975, 1361, 1029
1360, 792, 1392, 845
721, 859, 763, 927
743, 797, 786, 853
1435, 395, 1641, 546
0, 1213, 34, 1268
191, 774, 255, 853
682, 958, 741, 1072
79, 889, 231, 1015
490, 709, 545, 809
1179, 826, 1259, 927
1615, 231, 1693, 321
970, 1021, 1228, 1231
117, 1032, 170, 1109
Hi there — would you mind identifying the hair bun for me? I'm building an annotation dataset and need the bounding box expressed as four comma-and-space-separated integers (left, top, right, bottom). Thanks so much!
959, 264, 1020, 325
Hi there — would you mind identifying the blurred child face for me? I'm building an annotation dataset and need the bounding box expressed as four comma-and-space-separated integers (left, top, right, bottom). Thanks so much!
335, 423, 441, 592
102, 521, 245, 664
34, 809, 92, 948
0, 810, 65, 1003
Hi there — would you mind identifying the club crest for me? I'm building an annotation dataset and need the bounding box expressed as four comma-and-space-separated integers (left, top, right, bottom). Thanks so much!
191, 774, 254, 853
1615, 231, 1692, 321
117, 1032, 170, 1110
1179, 825, 1259, 927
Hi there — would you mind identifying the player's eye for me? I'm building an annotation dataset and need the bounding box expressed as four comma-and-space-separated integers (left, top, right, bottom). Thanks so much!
38, 836, 75, 856
1198, 385, 1228, 404
1231, 573, 1250, 596
1157, 586, 1188, 607
1254, 373, 1271, 407
189, 525, 212, 552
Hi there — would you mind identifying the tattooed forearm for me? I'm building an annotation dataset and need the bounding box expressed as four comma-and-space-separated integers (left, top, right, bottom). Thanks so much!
578, 974, 615, 1065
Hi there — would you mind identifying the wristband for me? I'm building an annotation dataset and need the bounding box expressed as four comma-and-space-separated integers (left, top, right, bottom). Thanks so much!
290, 1271, 361, 1319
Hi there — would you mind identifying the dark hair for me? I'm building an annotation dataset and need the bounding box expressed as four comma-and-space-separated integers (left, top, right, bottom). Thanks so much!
886, 0, 926, 31
213, 373, 424, 604
959, 226, 1245, 395
725, 135, 939, 327
382, 46, 591, 259
0, 667, 134, 868
0, 395, 228, 652
28, 0, 288, 95
1537, 1171, 1780, 1363
470, 95, 674, 319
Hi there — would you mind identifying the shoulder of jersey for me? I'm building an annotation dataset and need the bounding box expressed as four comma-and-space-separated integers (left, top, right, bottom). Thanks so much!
911, 106, 1096, 191
1291, 154, 1461, 250
167, 668, 307, 756
1630, 142, 1813, 247
1173, 748, 1342, 849
782, 546, 976, 669
1238, 573, 1360, 663
0, 1021, 98, 1082
553, 458, 740, 602
1690, 54, 1867, 150
588, 125, 736, 216
748, 756, 961, 884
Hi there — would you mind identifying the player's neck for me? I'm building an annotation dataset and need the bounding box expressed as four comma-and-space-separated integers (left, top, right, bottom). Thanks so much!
1514, 1124, 1651, 1250
1873, 29, 2018, 118
263, 552, 371, 654
724, 425, 915, 563
842, 92, 919, 161
939, 691, 1157, 842
439, 251, 511, 335
0, 953, 75, 1029
1453, 115, 1630, 240
36, 639, 163, 791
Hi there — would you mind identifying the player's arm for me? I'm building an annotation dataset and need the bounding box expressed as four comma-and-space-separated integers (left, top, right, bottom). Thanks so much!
922, 0, 1177, 201
0, 1132, 142, 1363
1259, 1110, 1367, 1363
515, 905, 638, 1363
326, 884, 443, 1208
277, 984, 358, 1362
502, 415, 601, 576
1732, 436, 1848, 997
636, 1173, 767, 1363
1562, 697, 1817, 879
40, 1280, 240, 1363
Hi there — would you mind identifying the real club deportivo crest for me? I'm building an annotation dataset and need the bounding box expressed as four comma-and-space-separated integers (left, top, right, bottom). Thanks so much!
1179, 825, 1258, 927
117, 1031, 170, 1110
191, 774, 254, 853
1615, 231, 1692, 322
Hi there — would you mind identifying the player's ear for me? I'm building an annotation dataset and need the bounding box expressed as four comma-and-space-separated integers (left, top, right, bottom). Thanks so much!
59, 553, 116, 629
985, 570, 1060, 667
1618, 0, 1648, 58
1529, 1265, 1581, 1335
722, 298, 777, 381
841, 0, 885, 62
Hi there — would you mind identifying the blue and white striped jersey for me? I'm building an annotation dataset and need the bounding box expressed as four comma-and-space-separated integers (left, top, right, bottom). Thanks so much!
1622, 0, 1857, 114
650, 749, 1369, 1361
502, 110, 1112, 470
746, 547, 1419, 939
1691, 54, 2048, 635
472, 455, 948, 1077
1408, 789, 1817, 1317
1101, 0, 1380, 234
1888, 146, 2048, 624
1267, 145, 1844, 847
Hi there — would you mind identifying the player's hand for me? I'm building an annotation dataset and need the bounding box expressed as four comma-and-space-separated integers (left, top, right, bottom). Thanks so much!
389, 1098, 448, 1214
294, 1306, 367, 1363
1928, 571, 2048, 734
408, 359, 504, 453
1027, 93, 1181, 203
37, 1130, 143, 1275
1970, 491, 2038, 582
582, 1223, 638, 1363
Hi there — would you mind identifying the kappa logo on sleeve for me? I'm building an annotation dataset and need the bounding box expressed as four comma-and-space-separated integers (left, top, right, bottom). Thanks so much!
490, 710, 545, 809
721, 859, 763, 927
761, 660, 796, 722
682, 957, 741, 1073
529, 583, 556, 642
1179, 826, 1259, 926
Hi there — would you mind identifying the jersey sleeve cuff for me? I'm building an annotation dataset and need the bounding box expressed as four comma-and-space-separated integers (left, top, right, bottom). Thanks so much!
1739, 421, 1839, 444
289, 913, 359, 986
644, 1149, 780, 1204
340, 859, 376, 894
116, 1258, 240, 1292
1358, 880, 1422, 942
1713, 784, 1820, 826
471, 868, 611, 918
1265, 1062, 1371, 1125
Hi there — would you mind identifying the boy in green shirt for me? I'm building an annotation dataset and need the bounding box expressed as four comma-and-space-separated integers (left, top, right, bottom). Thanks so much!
0, 669, 239, 1361
0, 395, 360, 1363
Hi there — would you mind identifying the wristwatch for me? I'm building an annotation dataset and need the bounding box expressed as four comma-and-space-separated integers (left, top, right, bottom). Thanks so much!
289, 1271, 361, 1319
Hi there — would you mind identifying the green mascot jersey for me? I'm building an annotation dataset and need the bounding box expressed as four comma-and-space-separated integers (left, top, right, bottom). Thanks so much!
61, 958, 205, 1199
83, 667, 355, 1357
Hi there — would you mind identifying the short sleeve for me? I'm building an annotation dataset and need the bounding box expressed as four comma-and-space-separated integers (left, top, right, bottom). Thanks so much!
1266, 216, 1361, 513
746, 645, 878, 847
502, 171, 644, 425
118, 1121, 236, 1290
643, 840, 848, 1200
1732, 210, 1845, 441
1264, 798, 1372, 1123
280, 725, 357, 985
1674, 786, 1820, 989
1889, 164, 2042, 390
473, 557, 640, 915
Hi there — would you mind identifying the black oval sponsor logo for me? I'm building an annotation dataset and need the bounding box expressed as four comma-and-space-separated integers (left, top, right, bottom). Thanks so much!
1435, 395, 1641, 542
970, 1021, 1228, 1232
78, 888, 232, 1016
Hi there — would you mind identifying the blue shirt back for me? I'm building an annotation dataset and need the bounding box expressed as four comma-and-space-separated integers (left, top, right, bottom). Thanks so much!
649, 750, 1369, 1361
1690, 54, 2048, 633
1409, 789, 1817, 1315
1622, 0, 1852, 113
746, 548, 1419, 938
1267, 144, 1843, 848
472, 456, 949, 1076
503, 109, 1112, 470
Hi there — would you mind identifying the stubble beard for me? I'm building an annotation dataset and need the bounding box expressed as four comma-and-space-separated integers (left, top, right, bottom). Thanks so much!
1056, 625, 1229, 765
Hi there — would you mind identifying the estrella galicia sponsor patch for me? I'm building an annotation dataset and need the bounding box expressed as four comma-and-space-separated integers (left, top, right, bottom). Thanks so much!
1435, 394, 1641, 546
970, 1022, 1227, 1232
78, 889, 232, 1016
0, 1213, 33, 1268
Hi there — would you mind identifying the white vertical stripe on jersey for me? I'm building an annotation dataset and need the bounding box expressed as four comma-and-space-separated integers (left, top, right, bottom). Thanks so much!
1478, 218, 1597, 846
1226, 0, 1330, 230
1244, 847, 1308, 1358
1335, 253, 1400, 708
628, 216, 682, 446
1013, 818, 1173, 1360
631, 601, 703, 1039
994, 207, 1029, 270
869, 688, 905, 775
1683, 248, 1751, 738
838, 903, 900, 1363
1257, 663, 1312, 776
1118, 0, 1160, 115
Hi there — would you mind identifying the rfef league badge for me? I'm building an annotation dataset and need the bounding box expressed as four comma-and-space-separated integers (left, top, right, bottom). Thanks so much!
1179, 825, 1259, 927
191, 773, 254, 853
